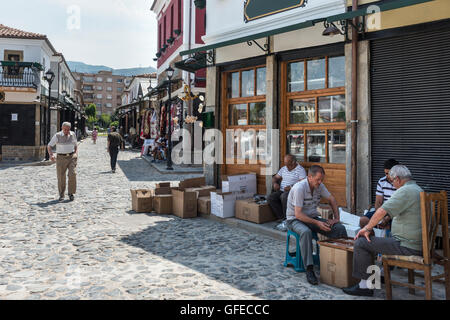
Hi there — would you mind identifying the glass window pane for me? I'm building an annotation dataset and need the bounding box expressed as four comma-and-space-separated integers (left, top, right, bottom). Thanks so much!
307, 130, 326, 163
256, 67, 266, 95
249, 102, 266, 125
329, 56, 345, 88
307, 58, 326, 90
229, 72, 239, 98
318, 95, 346, 123
290, 98, 315, 124
287, 131, 304, 162
229, 104, 247, 126
288, 62, 304, 92
241, 69, 255, 97
328, 130, 346, 164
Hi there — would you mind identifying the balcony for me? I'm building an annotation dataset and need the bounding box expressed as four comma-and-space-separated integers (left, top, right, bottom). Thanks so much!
0, 61, 41, 89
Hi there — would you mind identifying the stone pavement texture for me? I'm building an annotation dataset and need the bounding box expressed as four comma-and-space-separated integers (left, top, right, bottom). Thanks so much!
0, 137, 446, 300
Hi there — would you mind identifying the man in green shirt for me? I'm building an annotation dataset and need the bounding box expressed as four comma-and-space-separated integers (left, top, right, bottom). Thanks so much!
107, 126, 123, 173
343, 165, 423, 297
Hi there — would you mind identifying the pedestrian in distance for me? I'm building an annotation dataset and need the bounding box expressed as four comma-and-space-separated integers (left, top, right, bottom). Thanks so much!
92, 127, 98, 144
107, 126, 123, 173
47, 122, 78, 202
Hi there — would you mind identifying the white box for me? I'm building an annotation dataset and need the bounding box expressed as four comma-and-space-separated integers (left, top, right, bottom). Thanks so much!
344, 225, 361, 238
222, 173, 257, 195
211, 191, 253, 219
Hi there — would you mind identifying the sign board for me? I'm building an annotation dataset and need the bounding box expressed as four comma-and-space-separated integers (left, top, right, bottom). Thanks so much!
11, 113, 18, 121
244, 0, 307, 22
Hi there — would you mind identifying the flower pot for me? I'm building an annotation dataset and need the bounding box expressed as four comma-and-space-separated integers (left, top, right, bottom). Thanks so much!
174, 29, 181, 36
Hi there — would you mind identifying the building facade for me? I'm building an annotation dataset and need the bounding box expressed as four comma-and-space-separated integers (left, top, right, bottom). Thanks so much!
0, 24, 83, 161
73, 70, 131, 115
179, 0, 450, 212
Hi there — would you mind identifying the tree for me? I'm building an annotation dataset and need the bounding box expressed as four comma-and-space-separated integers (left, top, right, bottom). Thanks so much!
110, 120, 119, 128
87, 115, 97, 130
99, 114, 111, 128
85, 104, 97, 118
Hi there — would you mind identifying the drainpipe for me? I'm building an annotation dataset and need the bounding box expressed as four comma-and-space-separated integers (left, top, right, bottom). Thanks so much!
54, 53, 63, 131
188, 0, 194, 163
351, 0, 358, 213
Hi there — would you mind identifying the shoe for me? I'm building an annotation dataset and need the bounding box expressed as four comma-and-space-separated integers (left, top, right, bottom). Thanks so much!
274, 220, 287, 232
306, 270, 319, 285
58, 196, 64, 202
69, 194, 74, 201
342, 284, 374, 297
112, 169, 116, 173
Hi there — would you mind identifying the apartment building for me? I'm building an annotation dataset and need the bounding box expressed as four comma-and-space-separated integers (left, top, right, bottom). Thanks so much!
73, 70, 131, 115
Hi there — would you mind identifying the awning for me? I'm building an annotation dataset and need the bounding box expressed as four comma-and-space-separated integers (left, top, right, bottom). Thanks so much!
175, 52, 207, 73
179, 0, 434, 57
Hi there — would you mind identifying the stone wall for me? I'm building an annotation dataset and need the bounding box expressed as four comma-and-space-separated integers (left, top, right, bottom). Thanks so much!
1, 145, 46, 161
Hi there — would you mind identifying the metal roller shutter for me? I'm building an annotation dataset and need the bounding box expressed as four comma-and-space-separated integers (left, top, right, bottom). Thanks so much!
370, 28, 450, 206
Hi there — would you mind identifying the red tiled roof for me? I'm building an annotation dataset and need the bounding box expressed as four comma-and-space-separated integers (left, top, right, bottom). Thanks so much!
0, 24, 47, 40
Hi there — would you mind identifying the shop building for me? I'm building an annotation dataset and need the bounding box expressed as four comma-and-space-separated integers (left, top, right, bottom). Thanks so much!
178, 0, 450, 212
0, 24, 84, 161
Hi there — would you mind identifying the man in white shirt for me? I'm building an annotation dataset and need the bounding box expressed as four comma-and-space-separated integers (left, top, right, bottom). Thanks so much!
268, 154, 307, 225
47, 122, 78, 201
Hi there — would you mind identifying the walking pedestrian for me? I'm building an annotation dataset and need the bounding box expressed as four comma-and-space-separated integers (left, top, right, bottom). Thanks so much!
107, 126, 123, 173
47, 122, 78, 202
92, 127, 98, 144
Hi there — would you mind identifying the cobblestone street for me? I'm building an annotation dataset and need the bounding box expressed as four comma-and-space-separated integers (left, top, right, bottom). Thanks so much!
0, 137, 445, 300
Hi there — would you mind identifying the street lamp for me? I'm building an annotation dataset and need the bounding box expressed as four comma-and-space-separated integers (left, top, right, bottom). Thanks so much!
166, 66, 174, 170
44, 69, 55, 160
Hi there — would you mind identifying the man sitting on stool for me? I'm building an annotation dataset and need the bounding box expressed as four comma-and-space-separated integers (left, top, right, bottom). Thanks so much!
286, 165, 347, 285
268, 154, 306, 231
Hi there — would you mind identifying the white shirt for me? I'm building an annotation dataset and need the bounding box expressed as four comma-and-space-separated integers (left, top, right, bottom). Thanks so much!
277, 164, 307, 191
48, 131, 77, 154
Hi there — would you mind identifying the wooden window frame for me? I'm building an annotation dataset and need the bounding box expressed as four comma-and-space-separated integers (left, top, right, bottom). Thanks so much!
222, 65, 267, 165
281, 55, 346, 166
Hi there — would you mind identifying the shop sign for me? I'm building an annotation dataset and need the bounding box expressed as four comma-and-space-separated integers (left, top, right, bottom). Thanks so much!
244, 0, 307, 22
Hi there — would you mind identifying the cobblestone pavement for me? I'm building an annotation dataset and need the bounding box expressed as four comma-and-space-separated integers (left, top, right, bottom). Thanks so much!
0, 137, 446, 300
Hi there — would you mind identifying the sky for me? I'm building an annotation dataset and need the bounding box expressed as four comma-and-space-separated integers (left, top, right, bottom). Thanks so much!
1, 0, 157, 69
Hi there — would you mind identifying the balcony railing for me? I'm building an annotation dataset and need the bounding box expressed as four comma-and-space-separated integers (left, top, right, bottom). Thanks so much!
0, 62, 40, 89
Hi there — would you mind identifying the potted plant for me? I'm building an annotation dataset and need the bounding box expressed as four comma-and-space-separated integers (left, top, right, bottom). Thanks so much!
167, 37, 175, 44
194, 0, 206, 9
174, 29, 181, 36
156, 51, 161, 58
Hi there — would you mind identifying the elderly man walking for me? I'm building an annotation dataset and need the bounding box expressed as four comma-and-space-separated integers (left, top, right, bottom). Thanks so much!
47, 122, 78, 201
343, 165, 423, 297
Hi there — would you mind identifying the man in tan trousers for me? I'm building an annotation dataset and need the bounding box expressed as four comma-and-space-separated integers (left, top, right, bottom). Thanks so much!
47, 122, 78, 201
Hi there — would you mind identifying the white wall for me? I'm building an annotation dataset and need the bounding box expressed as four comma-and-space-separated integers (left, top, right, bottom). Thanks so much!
204, 0, 346, 45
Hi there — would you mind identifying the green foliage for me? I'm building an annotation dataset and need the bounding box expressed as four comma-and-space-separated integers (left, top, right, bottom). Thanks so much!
85, 104, 97, 118
110, 120, 119, 128
87, 115, 97, 130
99, 114, 111, 128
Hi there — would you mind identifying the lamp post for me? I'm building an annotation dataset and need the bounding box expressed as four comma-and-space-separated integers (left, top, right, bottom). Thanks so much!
44, 69, 55, 160
166, 66, 174, 170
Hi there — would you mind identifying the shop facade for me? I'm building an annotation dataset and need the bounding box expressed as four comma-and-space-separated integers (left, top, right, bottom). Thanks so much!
179, 0, 450, 212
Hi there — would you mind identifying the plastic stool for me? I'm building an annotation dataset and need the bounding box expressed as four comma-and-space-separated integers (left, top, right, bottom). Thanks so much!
284, 229, 320, 272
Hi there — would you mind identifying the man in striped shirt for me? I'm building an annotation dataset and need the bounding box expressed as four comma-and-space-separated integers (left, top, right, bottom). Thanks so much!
360, 159, 399, 229
268, 154, 307, 224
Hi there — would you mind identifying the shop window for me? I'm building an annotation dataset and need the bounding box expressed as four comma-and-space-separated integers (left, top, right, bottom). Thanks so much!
229, 104, 247, 126
318, 95, 346, 123
229, 72, 239, 98
241, 69, 254, 97
289, 98, 315, 124
256, 67, 266, 95
283, 55, 345, 164
328, 56, 346, 88
249, 102, 266, 125
288, 61, 304, 92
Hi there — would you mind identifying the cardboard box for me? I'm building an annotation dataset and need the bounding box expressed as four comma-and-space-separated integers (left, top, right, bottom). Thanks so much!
221, 172, 257, 195
197, 196, 211, 214
130, 189, 153, 213
185, 186, 216, 198
318, 239, 359, 288
179, 176, 206, 189
235, 199, 277, 224
172, 189, 197, 219
153, 195, 173, 214
151, 187, 173, 195
156, 182, 171, 188
210, 191, 253, 219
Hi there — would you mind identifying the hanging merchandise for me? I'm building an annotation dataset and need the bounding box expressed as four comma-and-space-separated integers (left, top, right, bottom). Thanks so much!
160, 105, 167, 136
143, 109, 151, 137
150, 109, 158, 139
